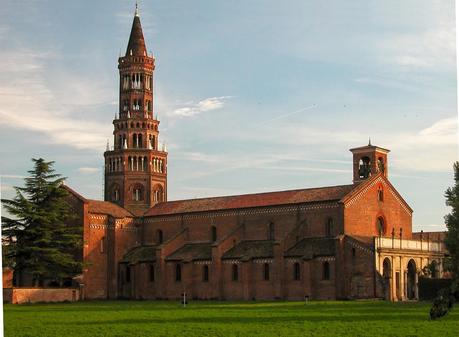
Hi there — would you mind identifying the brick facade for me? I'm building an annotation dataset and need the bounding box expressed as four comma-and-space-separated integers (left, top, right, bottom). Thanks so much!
61, 9, 449, 302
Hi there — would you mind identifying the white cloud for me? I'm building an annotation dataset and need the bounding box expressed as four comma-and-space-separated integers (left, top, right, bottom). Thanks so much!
169, 96, 231, 117
0, 49, 112, 151
77, 167, 100, 174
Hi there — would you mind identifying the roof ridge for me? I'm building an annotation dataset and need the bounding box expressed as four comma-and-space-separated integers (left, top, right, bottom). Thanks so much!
152, 183, 354, 205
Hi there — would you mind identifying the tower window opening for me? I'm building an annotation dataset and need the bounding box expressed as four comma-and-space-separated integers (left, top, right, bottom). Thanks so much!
113, 189, 119, 201
138, 134, 143, 148
377, 157, 385, 174
133, 185, 144, 201
358, 156, 371, 179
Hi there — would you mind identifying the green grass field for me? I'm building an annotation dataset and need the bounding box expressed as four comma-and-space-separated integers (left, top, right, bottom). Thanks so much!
3, 300, 458, 337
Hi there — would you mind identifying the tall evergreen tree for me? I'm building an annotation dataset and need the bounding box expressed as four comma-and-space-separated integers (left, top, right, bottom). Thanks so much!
1, 158, 82, 286
444, 162, 459, 291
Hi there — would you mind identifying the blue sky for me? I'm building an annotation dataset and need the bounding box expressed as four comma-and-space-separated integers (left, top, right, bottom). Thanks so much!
0, 0, 457, 231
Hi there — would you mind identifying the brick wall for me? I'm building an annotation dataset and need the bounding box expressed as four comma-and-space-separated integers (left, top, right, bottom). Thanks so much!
4, 288, 79, 304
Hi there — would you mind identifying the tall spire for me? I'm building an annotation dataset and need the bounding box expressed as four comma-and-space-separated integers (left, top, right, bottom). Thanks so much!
126, 3, 147, 56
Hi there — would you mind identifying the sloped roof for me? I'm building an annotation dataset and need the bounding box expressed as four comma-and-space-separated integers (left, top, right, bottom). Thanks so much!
145, 184, 355, 217
87, 200, 133, 218
285, 237, 335, 259
222, 240, 274, 260
126, 14, 147, 56
121, 245, 157, 264
166, 243, 213, 262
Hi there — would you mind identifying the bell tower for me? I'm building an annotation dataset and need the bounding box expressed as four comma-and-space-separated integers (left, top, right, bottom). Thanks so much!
104, 5, 167, 214
350, 140, 389, 184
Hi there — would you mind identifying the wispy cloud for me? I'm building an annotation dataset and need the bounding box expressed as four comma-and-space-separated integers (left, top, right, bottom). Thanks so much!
258, 104, 317, 125
0, 49, 112, 151
77, 167, 100, 174
169, 96, 231, 117
376, 27, 455, 70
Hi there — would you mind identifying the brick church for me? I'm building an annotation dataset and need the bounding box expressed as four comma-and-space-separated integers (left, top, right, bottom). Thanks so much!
64, 8, 447, 301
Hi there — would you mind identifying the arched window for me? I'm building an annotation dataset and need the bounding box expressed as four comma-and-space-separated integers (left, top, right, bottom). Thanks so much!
126, 265, 131, 283
149, 265, 155, 282
138, 134, 143, 148
263, 263, 270, 281
268, 222, 275, 240
326, 218, 333, 237
323, 262, 330, 280
157, 229, 163, 244
175, 264, 181, 282
293, 262, 301, 281
132, 184, 144, 202
113, 188, 119, 201
153, 184, 164, 203
377, 217, 385, 236
211, 226, 217, 242
378, 187, 384, 202
132, 134, 137, 148
202, 265, 209, 282
232, 264, 238, 281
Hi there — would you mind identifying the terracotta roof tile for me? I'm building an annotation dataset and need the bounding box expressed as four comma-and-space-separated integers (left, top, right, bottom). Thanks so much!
145, 184, 355, 217
121, 245, 157, 264
222, 240, 274, 260
166, 243, 212, 262
87, 200, 133, 218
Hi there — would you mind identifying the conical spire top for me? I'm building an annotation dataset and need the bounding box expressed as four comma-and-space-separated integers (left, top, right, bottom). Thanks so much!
126, 3, 147, 56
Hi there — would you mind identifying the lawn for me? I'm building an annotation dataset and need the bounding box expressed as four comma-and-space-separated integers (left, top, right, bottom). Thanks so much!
3, 300, 458, 337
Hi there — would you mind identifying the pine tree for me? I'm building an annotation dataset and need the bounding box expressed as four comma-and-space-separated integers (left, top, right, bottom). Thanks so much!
1, 158, 82, 286
444, 162, 459, 292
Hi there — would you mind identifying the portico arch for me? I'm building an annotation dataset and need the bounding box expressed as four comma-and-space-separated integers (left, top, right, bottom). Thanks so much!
382, 258, 392, 301
407, 259, 417, 300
